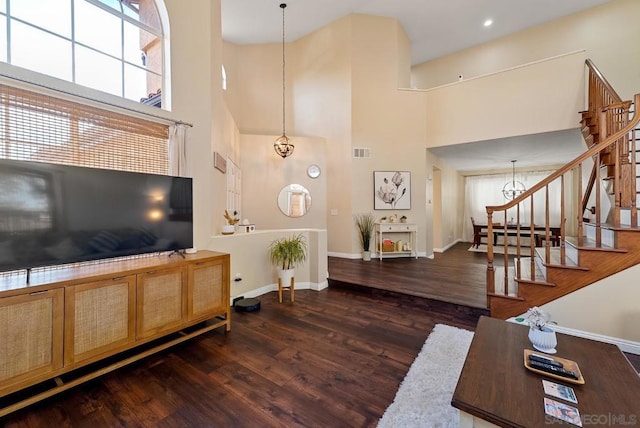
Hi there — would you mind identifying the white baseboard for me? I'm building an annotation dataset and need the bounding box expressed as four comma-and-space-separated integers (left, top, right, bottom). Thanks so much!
434, 239, 461, 253
230, 280, 327, 303
552, 324, 640, 355
328, 251, 360, 259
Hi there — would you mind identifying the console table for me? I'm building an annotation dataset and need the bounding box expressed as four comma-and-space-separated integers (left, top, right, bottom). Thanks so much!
452, 316, 640, 427
375, 223, 417, 260
0, 251, 230, 416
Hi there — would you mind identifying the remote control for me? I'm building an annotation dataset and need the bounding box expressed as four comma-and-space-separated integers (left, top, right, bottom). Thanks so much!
528, 360, 579, 380
528, 354, 564, 368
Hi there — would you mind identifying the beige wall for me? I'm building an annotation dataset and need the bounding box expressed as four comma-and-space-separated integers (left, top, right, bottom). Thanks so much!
209, 229, 328, 300
411, 0, 640, 99
239, 134, 327, 232
349, 15, 428, 256
164, 0, 237, 252
427, 153, 463, 253
541, 264, 640, 342
423, 51, 586, 148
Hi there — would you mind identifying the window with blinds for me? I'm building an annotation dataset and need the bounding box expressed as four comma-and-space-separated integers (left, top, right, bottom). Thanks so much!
0, 83, 169, 174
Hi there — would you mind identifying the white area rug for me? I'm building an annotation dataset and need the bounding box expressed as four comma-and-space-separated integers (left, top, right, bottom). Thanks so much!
378, 324, 474, 428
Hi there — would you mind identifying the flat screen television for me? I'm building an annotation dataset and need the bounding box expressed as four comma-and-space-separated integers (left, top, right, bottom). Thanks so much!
0, 158, 193, 273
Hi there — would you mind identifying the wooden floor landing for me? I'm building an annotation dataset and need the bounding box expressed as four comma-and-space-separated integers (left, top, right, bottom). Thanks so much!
328, 242, 497, 310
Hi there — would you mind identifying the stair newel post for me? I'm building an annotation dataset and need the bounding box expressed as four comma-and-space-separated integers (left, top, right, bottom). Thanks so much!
502, 211, 509, 295
544, 185, 551, 265
486, 210, 495, 295
632, 109, 638, 227
515, 203, 521, 281
578, 163, 584, 247
614, 134, 621, 227
595, 145, 602, 246
529, 194, 536, 281
560, 174, 566, 265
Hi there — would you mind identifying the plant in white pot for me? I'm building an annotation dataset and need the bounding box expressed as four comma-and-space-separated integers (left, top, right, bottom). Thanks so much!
354, 212, 376, 261
222, 210, 239, 235
269, 233, 307, 301
526, 306, 557, 354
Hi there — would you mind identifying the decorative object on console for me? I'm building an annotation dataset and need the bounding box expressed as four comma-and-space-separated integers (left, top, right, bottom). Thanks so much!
526, 307, 557, 354
354, 212, 376, 261
502, 160, 526, 200
374, 171, 411, 210
237, 219, 255, 233
222, 210, 239, 235
268, 233, 307, 303
273, 3, 294, 159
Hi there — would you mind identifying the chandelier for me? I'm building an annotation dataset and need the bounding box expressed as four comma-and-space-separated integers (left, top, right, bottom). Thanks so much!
502, 160, 526, 200
273, 3, 294, 158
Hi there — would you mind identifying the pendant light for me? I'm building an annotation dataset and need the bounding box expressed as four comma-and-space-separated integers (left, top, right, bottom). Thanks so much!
502, 160, 526, 200
273, 3, 294, 158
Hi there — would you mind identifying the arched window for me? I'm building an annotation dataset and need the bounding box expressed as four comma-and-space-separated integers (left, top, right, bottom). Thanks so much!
0, 0, 165, 108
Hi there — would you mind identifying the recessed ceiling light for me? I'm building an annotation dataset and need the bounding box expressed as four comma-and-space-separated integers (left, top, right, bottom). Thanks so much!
484, 19, 493, 27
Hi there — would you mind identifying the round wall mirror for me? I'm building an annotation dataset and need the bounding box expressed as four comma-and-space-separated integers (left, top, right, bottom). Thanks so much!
277, 184, 311, 217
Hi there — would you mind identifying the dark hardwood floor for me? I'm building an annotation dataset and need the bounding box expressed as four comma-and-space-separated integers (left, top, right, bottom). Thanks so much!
328, 242, 496, 309
2, 288, 480, 427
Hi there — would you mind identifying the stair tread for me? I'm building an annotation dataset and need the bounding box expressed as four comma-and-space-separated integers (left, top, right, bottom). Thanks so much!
534, 247, 581, 267
565, 235, 628, 252
493, 266, 518, 298
514, 257, 549, 283
585, 222, 640, 232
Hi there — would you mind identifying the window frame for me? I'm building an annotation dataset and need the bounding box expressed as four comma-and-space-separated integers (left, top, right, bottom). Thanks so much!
0, 0, 165, 107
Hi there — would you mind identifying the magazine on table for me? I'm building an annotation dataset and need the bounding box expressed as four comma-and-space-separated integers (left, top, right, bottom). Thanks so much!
542, 379, 578, 403
544, 397, 582, 427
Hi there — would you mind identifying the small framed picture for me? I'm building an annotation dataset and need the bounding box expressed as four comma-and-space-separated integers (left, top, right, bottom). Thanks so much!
374, 171, 411, 210
214, 152, 227, 173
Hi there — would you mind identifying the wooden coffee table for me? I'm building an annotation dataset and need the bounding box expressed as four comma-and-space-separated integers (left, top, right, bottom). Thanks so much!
452, 316, 640, 427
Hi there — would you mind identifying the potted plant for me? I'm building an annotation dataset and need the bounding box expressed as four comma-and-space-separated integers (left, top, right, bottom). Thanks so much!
526, 307, 557, 353
222, 210, 239, 235
354, 212, 376, 261
268, 233, 308, 287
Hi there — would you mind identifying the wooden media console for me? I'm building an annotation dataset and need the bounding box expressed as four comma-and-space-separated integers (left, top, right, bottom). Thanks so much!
0, 250, 230, 416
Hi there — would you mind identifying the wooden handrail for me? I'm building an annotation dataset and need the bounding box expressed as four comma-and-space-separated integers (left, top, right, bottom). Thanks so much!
585, 59, 623, 104
486, 94, 640, 215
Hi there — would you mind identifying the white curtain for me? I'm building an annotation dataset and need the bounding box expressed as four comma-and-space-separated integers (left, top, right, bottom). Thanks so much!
168, 123, 188, 176
463, 170, 573, 242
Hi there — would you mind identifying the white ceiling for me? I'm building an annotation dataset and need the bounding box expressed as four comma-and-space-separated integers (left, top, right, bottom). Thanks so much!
428, 129, 586, 172
221, 0, 614, 65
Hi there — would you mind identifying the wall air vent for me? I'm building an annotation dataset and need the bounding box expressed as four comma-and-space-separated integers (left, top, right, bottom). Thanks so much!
353, 147, 371, 159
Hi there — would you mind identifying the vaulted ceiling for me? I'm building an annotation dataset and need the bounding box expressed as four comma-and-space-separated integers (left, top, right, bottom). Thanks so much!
222, 0, 614, 65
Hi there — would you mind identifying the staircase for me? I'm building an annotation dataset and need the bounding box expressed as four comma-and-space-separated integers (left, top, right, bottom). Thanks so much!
486, 60, 640, 319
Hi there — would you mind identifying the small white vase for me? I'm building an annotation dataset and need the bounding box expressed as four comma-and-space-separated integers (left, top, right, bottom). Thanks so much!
362, 250, 371, 261
528, 326, 557, 354
222, 224, 235, 235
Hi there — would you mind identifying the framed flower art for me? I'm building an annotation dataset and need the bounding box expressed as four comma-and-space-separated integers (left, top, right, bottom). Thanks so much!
374, 171, 411, 210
